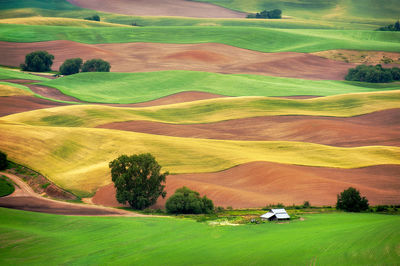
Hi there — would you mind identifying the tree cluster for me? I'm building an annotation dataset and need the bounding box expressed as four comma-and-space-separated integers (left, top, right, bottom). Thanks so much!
109, 153, 168, 210
20, 51, 54, 72
84, 15, 100, 22
60, 58, 111, 75
0, 151, 7, 170
378, 20, 400, 31
165, 186, 214, 214
336, 187, 369, 212
345, 64, 400, 83
247, 9, 282, 19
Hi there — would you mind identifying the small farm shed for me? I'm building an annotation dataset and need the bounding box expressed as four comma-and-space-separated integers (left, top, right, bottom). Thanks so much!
260, 209, 290, 221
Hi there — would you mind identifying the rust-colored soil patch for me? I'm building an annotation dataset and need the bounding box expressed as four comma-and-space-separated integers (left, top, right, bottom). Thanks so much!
0, 41, 355, 80
0, 172, 144, 216
0, 96, 68, 116
67, 0, 246, 18
93, 162, 400, 209
98, 109, 400, 147
312, 50, 400, 65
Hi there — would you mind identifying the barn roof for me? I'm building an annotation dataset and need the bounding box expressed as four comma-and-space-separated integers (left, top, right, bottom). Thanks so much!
260, 208, 290, 220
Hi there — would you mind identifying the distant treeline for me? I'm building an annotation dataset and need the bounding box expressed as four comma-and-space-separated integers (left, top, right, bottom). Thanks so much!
377, 20, 400, 31
345, 64, 400, 83
247, 9, 282, 19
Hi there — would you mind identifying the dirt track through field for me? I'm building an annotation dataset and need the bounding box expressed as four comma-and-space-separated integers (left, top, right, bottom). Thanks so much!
0, 41, 354, 80
92, 162, 400, 208
67, 0, 246, 18
98, 109, 400, 147
0, 172, 146, 216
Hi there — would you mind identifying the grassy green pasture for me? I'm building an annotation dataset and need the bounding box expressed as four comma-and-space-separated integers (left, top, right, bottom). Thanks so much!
0, 67, 49, 81
0, 176, 14, 197
0, 17, 129, 27
192, 0, 400, 22
1, 24, 400, 53
39, 71, 400, 104
5, 90, 400, 127
0, 121, 399, 195
0, 0, 391, 29
0, 208, 399, 265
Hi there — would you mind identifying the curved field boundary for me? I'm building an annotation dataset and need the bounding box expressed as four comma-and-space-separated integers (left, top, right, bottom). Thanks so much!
0, 172, 143, 216
97, 109, 400, 147
5, 90, 400, 128
0, 41, 355, 81
33, 70, 400, 104
0, 17, 130, 27
0, 122, 399, 195
67, 0, 246, 18
1, 25, 399, 53
93, 161, 400, 208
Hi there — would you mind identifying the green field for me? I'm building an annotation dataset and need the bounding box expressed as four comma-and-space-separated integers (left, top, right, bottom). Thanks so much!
39, 71, 400, 104
1, 24, 400, 53
0, 208, 399, 264
192, 0, 400, 22
0, 0, 393, 29
0, 67, 49, 81
0, 177, 14, 197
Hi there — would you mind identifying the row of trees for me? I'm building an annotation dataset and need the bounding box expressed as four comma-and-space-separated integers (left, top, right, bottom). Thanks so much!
345, 64, 400, 83
247, 9, 282, 19
84, 14, 100, 22
20, 50, 110, 75
378, 20, 400, 31
110, 153, 370, 214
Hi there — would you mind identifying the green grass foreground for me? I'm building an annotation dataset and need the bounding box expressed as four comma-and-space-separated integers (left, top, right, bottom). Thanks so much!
1, 24, 400, 53
39, 71, 400, 104
0, 67, 49, 81
0, 208, 399, 265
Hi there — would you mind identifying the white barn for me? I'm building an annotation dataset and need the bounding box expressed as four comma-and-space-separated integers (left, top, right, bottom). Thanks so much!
260, 209, 290, 221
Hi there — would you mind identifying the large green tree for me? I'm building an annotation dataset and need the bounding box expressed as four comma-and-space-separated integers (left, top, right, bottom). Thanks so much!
20, 50, 54, 72
59, 58, 83, 75
336, 187, 369, 212
109, 153, 168, 210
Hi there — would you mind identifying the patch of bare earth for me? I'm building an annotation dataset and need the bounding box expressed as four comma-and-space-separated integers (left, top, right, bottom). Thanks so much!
92, 162, 400, 209
0, 41, 355, 80
0, 172, 145, 216
312, 50, 400, 65
0, 96, 68, 116
98, 109, 400, 147
66, 0, 246, 18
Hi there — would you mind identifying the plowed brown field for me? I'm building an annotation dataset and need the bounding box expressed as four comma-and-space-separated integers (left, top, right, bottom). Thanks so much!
67, 0, 246, 18
0, 41, 354, 80
98, 109, 400, 147
92, 162, 400, 208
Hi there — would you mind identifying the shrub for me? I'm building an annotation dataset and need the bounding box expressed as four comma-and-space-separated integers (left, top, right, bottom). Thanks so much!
109, 153, 168, 210
59, 58, 83, 75
165, 187, 214, 214
20, 51, 54, 72
345, 64, 400, 83
303, 201, 311, 208
336, 187, 369, 212
82, 59, 111, 72
375, 205, 388, 212
84, 15, 100, 21
378, 20, 400, 31
0, 151, 7, 170
247, 9, 282, 19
